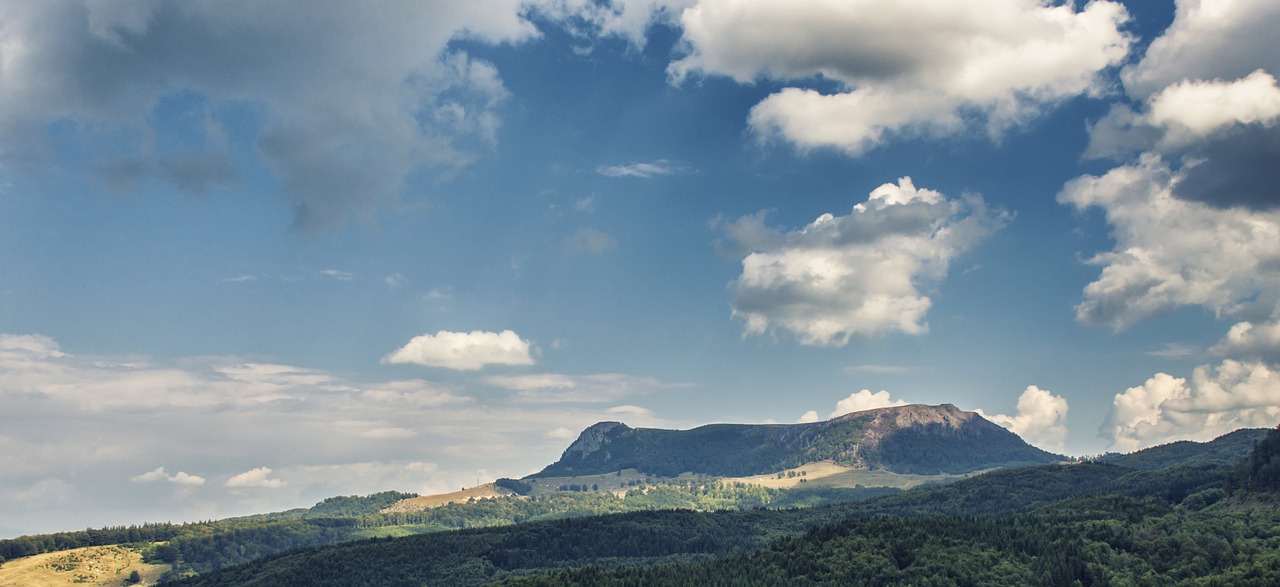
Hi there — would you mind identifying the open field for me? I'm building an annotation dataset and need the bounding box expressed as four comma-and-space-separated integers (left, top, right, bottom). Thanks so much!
0, 544, 170, 587
725, 460, 973, 490
382, 483, 517, 513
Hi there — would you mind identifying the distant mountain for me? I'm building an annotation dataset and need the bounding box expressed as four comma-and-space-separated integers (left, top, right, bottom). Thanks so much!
532, 404, 1062, 478
1102, 428, 1270, 470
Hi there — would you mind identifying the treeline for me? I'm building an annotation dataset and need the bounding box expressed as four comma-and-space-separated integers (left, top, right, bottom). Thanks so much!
505, 494, 1280, 586
0, 523, 184, 564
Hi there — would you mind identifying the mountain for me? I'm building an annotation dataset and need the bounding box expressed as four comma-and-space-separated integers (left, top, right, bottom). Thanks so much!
1102, 428, 1270, 470
532, 404, 1061, 478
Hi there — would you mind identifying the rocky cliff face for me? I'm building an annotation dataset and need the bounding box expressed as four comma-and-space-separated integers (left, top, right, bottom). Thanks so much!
561, 421, 629, 460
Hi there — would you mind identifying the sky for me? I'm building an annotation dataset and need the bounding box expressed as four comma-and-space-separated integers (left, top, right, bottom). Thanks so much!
2, 0, 1279, 537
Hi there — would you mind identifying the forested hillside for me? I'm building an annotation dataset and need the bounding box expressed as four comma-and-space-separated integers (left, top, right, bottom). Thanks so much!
171, 428, 1277, 587
2, 427, 1269, 586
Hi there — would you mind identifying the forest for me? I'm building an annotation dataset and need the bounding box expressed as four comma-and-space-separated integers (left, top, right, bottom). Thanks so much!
170, 427, 1280, 586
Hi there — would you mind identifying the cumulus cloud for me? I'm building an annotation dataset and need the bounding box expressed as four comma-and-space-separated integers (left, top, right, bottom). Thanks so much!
796, 410, 821, 424
382, 330, 536, 370
1085, 71, 1280, 210
1058, 154, 1280, 330
0, 0, 537, 231
225, 467, 286, 489
720, 177, 1005, 345
976, 386, 1069, 453
130, 467, 207, 486
1211, 319, 1280, 362
1145, 71, 1280, 146
1103, 360, 1280, 452
668, 0, 1130, 155
830, 389, 907, 418
1120, 0, 1280, 100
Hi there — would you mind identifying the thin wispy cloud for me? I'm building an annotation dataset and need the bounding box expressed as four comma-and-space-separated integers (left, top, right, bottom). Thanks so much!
596, 160, 684, 178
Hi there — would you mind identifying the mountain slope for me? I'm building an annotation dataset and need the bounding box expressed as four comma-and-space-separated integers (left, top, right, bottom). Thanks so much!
533, 404, 1061, 478
1103, 428, 1270, 470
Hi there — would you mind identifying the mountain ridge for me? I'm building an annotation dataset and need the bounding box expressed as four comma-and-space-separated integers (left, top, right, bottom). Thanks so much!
532, 403, 1061, 478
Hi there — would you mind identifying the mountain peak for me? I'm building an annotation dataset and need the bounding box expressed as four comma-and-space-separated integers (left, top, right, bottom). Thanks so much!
533, 404, 1058, 479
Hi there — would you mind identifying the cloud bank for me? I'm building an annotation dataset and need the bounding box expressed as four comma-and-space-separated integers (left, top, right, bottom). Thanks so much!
670, 0, 1130, 155
1065, 0, 1280, 450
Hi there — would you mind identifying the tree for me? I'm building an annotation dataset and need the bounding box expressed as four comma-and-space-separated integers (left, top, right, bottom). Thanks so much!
123, 569, 142, 585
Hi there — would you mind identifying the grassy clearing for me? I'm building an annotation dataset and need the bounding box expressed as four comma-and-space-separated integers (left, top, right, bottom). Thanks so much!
0, 544, 170, 587
724, 460, 969, 490
382, 483, 517, 513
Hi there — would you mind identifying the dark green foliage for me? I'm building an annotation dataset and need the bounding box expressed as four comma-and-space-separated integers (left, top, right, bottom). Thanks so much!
1229, 426, 1280, 494
505, 496, 1280, 586
0, 523, 183, 563
124, 569, 142, 584
304, 491, 417, 518
495, 478, 533, 496
168, 432, 1277, 587
1105, 428, 1270, 470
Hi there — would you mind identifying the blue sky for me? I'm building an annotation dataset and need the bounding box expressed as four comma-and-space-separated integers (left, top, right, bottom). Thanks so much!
3, 0, 1280, 537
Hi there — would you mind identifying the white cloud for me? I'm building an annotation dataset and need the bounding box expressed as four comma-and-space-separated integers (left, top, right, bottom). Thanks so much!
668, 0, 1130, 155
721, 177, 1005, 345
1146, 70, 1280, 146
830, 389, 906, 418
222, 274, 257, 283
1090, 70, 1280, 158
384, 273, 406, 288
1146, 343, 1199, 360
1121, 0, 1280, 100
532, 0, 694, 49
382, 330, 536, 370
0, 0, 539, 231
0, 331, 688, 535
1103, 360, 1280, 452
319, 269, 355, 281
1058, 154, 1280, 330
596, 160, 681, 178
484, 372, 680, 403
131, 467, 207, 486
563, 227, 617, 254
225, 467, 286, 489
796, 410, 820, 424
1211, 319, 1280, 362
606, 404, 656, 421
0, 333, 64, 358
976, 386, 1069, 453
